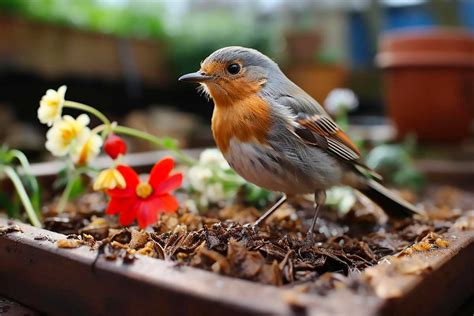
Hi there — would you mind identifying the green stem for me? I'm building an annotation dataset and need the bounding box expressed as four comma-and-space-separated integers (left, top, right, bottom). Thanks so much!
113, 125, 197, 166
64, 101, 196, 166
10, 150, 41, 216
56, 170, 78, 214
91, 124, 107, 135
3, 166, 41, 227
64, 101, 111, 127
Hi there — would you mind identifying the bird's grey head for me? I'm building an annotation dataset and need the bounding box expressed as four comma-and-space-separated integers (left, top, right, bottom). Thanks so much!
178, 46, 285, 101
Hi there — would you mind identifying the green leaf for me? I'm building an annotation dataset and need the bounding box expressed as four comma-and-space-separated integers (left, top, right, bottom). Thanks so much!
393, 168, 426, 192
221, 181, 240, 193
243, 183, 272, 208
0, 146, 14, 164
53, 166, 87, 199
0, 191, 15, 218
68, 175, 86, 200
10, 149, 42, 216
20, 173, 41, 216
11, 193, 21, 219
53, 167, 71, 190
366, 144, 411, 177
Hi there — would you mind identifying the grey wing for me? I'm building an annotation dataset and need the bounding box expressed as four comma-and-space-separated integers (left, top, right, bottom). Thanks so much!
275, 93, 328, 117
270, 95, 382, 180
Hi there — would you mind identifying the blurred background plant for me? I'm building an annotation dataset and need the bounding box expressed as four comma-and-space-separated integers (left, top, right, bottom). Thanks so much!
366, 136, 426, 192
0, 146, 41, 226
324, 88, 359, 131
322, 88, 425, 213
325, 136, 426, 217
186, 149, 272, 211
0, 0, 472, 211
0, 0, 167, 38
1, 0, 471, 132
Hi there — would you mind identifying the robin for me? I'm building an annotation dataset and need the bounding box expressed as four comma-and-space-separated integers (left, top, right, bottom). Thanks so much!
179, 46, 423, 238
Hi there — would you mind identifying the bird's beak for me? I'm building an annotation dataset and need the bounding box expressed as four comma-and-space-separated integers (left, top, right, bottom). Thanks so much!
178, 71, 213, 83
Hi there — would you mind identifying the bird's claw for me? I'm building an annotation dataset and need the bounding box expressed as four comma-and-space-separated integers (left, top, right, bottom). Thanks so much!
302, 230, 316, 248
243, 223, 259, 234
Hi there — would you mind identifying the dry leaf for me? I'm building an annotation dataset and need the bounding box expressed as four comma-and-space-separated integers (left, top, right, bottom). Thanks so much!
57, 239, 83, 249
129, 229, 149, 249
435, 238, 449, 248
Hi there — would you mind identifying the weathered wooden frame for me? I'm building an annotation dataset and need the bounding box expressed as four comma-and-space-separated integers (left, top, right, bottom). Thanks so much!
1, 218, 472, 316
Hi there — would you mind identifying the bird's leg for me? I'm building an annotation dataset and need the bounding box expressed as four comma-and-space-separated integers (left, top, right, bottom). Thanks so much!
254, 194, 287, 227
305, 190, 326, 242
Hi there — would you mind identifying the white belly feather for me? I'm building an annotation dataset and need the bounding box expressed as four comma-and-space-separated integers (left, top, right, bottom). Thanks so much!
223, 138, 332, 194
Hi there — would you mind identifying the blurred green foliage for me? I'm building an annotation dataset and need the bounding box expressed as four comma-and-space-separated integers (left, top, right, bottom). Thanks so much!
365, 137, 426, 192
0, 0, 166, 38
0, 0, 274, 75
0, 145, 42, 226
167, 10, 273, 75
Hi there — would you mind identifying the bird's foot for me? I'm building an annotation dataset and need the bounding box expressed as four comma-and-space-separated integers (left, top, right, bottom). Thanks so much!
242, 222, 259, 235
303, 233, 315, 247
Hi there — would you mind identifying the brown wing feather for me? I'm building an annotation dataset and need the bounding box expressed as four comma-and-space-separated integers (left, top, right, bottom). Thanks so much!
274, 89, 381, 178
297, 114, 360, 160
294, 114, 382, 180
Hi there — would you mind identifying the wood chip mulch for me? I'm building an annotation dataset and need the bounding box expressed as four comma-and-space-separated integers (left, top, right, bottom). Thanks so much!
42, 186, 474, 290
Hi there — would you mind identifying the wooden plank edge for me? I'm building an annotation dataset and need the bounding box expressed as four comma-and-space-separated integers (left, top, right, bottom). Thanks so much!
378, 230, 474, 316
25, 149, 203, 178
0, 218, 295, 316
1, 218, 472, 316
269, 230, 474, 316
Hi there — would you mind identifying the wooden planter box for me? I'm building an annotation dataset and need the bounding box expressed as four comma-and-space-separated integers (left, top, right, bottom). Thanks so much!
1, 219, 472, 315
1, 150, 473, 315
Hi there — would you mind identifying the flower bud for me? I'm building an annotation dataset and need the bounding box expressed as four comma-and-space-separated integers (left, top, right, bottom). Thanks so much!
104, 134, 127, 159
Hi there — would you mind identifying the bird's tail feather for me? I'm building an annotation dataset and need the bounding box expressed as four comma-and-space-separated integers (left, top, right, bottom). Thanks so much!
358, 179, 425, 218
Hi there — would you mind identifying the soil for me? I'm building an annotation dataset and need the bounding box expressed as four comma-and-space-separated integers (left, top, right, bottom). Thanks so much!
40, 185, 474, 290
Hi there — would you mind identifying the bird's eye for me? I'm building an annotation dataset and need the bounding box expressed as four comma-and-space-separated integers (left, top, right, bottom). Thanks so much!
227, 63, 241, 75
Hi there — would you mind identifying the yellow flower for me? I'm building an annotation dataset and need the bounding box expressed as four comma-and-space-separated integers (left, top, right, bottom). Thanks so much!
71, 131, 103, 165
45, 114, 90, 157
93, 168, 126, 191
38, 85, 67, 126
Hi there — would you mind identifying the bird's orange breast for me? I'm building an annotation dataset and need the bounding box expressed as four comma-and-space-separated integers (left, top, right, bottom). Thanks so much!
211, 93, 271, 153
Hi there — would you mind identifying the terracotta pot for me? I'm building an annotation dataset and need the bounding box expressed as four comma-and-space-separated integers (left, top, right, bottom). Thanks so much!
377, 28, 474, 142
284, 64, 347, 103
285, 31, 321, 65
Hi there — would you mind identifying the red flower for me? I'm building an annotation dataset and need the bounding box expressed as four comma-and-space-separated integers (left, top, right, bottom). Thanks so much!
105, 157, 183, 228
104, 133, 127, 159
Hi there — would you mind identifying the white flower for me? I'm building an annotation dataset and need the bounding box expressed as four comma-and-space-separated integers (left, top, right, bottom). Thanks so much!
188, 165, 213, 191
326, 186, 356, 215
183, 199, 199, 214
324, 88, 359, 115
199, 148, 230, 169
45, 114, 90, 157
198, 182, 227, 207
188, 148, 246, 208
71, 131, 103, 165
38, 85, 67, 126
205, 182, 226, 204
